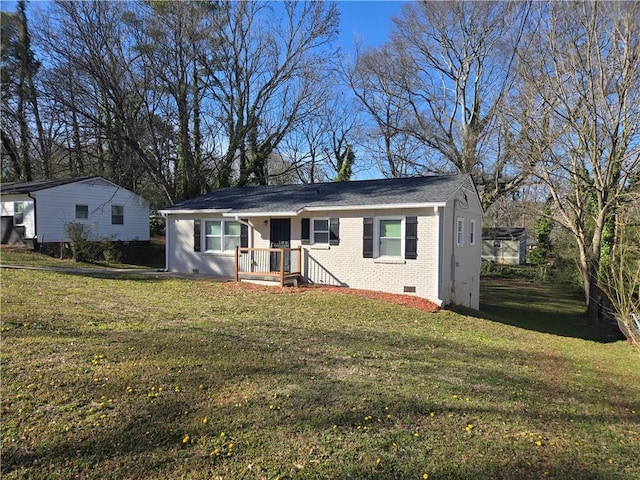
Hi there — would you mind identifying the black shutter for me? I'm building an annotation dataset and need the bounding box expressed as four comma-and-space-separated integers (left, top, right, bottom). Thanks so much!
405, 216, 418, 259
301, 218, 310, 245
194, 219, 201, 252
240, 220, 248, 248
363, 217, 373, 258
329, 217, 340, 245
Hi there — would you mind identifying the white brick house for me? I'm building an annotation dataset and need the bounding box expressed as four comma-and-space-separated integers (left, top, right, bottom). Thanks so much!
159, 175, 483, 309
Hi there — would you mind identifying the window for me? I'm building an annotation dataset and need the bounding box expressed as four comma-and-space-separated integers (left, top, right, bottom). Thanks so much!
204, 220, 241, 252
313, 218, 329, 244
363, 216, 417, 260
379, 218, 402, 257
456, 217, 464, 247
469, 219, 476, 246
302, 218, 339, 245
111, 205, 124, 225
13, 202, 24, 225
224, 220, 241, 250
76, 204, 89, 219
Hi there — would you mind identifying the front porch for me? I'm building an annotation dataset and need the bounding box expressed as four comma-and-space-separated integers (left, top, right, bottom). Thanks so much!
234, 247, 302, 287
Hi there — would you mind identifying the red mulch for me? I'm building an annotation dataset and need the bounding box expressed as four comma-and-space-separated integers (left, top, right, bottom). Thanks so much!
222, 281, 440, 313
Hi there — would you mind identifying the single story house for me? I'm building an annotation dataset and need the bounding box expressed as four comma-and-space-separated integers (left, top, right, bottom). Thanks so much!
159, 174, 483, 309
481, 227, 527, 265
1, 176, 150, 247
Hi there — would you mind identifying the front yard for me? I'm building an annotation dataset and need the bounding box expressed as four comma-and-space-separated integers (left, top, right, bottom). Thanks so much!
1, 262, 638, 479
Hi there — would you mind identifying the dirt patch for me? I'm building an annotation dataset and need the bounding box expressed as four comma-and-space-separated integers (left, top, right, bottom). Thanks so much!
222, 281, 440, 313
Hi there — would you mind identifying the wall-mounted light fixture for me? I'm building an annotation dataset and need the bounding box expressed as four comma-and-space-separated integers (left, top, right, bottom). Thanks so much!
263, 219, 269, 226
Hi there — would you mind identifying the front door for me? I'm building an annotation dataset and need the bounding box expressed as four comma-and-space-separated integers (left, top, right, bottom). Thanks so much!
270, 218, 291, 272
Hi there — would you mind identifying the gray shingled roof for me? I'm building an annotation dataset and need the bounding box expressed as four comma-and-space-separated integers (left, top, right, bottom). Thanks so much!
162, 174, 472, 214
0, 176, 96, 195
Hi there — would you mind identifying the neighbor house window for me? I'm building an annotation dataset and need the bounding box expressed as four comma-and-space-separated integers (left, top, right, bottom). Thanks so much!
76, 204, 89, 219
469, 219, 476, 246
13, 202, 24, 225
204, 220, 241, 252
456, 217, 464, 247
111, 205, 124, 224
379, 218, 402, 257
313, 218, 329, 244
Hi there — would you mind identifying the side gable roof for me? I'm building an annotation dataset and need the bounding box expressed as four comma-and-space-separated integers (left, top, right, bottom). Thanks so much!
0, 176, 96, 195
160, 174, 475, 215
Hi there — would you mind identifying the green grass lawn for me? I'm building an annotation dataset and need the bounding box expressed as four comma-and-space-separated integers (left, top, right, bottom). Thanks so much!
1, 263, 638, 479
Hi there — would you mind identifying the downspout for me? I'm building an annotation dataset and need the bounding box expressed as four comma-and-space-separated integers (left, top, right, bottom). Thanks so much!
234, 216, 254, 274
161, 213, 169, 272
27, 192, 38, 250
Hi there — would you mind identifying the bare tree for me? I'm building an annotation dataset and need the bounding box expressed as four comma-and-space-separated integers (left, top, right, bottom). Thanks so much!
278, 86, 364, 184
131, 0, 216, 201
1, 1, 48, 180
600, 196, 640, 345
200, 1, 339, 187
349, 1, 531, 207
517, 2, 640, 326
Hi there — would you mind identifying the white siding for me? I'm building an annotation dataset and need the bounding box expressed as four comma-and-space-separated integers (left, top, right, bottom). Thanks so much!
1, 194, 36, 238
32, 178, 149, 243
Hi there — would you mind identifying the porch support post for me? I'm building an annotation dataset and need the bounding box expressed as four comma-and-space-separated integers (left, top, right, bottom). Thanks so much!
280, 248, 285, 287
297, 247, 302, 275
235, 246, 239, 282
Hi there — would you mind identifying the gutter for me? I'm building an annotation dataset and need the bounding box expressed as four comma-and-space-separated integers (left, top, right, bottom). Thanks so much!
158, 202, 448, 218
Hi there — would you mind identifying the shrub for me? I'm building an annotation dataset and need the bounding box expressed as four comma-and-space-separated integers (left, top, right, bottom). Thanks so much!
65, 222, 119, 264
65, 222, 94, 262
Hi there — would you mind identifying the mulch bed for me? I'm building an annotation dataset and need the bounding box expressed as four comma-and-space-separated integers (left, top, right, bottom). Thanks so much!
222, 281, 440, 313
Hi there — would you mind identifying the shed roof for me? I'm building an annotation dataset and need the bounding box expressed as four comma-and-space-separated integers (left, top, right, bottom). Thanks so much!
160, 174, 475, 215
482, 227, 527, 240
0, 176, 96, 195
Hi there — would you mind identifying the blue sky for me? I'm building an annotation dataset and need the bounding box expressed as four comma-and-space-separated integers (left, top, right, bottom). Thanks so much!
337, 1, 404, 50
1, 0, 404, 50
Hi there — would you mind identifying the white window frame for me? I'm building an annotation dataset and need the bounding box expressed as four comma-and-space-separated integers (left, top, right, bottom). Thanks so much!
203, 219, 241, 253
376, 217, 404, 258
469, 219, 476, 246
312, 218, 330, 245
13, 202, 24, 226
76, 204, 89, 220
456, 217, 464, 247
111, 205, 124, 225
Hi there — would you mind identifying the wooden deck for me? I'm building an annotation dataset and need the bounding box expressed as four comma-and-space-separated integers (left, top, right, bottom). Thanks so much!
234, 247, 302, 287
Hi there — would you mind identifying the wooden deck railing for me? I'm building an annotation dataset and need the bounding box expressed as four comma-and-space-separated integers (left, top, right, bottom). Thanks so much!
234, 247, 302, 287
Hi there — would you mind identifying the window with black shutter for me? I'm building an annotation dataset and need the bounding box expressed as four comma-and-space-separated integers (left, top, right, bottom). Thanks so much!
405, 216, 418, 259
329, 217, 339, 245
301, 218, 310, 245
193, 219, 201, 252
240, 220, 249, 248
363, 217, 373, 258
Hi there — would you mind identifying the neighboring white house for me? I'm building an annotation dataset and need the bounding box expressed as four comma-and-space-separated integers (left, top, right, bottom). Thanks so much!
159, 175, 483, 309
481, 227, 527, 265
1, 176, 150, 247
